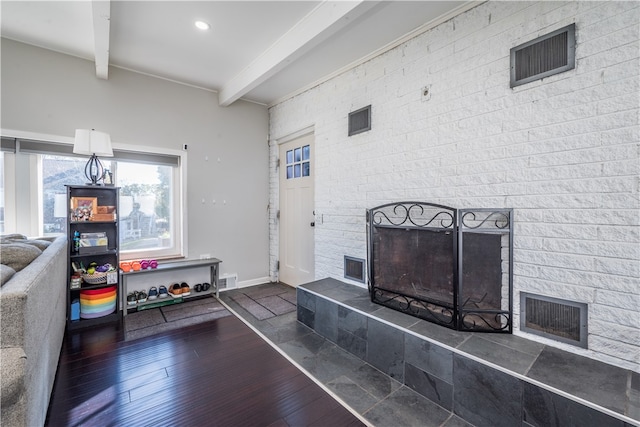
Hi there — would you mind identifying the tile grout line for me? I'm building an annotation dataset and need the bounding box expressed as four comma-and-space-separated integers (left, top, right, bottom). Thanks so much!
299, 286, 640, 426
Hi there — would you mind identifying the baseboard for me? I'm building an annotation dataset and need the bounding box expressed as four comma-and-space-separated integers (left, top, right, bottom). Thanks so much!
236, 276, 272, 289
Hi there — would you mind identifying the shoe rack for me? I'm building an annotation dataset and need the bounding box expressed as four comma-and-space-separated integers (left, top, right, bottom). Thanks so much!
120, 258, 221, 316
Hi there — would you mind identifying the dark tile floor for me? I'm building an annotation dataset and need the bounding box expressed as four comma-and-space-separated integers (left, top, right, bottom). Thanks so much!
297, 278, 640, 427
219, 282, 472, 427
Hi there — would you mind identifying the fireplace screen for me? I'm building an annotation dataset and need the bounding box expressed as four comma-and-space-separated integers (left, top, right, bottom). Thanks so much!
367, 202, 513, 332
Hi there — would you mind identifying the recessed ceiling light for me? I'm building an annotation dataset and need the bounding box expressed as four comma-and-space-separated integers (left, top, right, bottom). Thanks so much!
195, 20, 211, 30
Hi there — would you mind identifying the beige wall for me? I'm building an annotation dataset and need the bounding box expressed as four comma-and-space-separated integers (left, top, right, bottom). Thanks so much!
1, 38, 270, 283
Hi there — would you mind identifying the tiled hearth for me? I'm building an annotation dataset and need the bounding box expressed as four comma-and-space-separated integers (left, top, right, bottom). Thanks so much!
297, 278, 640, 427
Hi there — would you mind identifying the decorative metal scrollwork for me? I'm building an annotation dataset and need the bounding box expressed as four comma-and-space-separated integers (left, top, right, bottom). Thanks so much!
371, 202, 455, 229
459, 311, 511, 332
461, 211, 510, 230
373, 288, 456, 327
373, 289, 411, 310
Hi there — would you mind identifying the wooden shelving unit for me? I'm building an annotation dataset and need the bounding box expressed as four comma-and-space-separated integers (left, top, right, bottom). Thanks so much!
66, 185, 121, 330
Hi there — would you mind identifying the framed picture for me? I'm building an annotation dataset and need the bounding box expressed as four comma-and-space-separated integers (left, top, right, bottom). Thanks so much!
70, 197, 97, 221
71, 197, 98, 210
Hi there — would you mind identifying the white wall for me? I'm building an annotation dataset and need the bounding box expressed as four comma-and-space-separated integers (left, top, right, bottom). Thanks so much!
1, 39, 270, 284
269, 1, 639, 370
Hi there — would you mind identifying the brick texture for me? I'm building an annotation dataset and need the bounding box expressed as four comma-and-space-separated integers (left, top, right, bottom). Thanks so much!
269, 1, 640, 370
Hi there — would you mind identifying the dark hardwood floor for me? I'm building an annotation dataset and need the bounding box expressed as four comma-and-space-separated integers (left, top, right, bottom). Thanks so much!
46, 315, 365, 427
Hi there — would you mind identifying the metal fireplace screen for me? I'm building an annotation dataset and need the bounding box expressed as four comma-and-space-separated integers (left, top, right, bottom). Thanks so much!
367, 202, 513, 332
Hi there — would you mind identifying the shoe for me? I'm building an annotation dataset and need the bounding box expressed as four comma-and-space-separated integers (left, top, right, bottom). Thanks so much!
180, 282, 191, 296
169, 283, 182, 296
158, 285, 168, 299
202, 282, 211, 292
137, 290, 148, 303
194, 283, 202, 292
127, 292, 137, 306
148, 286, 158, 300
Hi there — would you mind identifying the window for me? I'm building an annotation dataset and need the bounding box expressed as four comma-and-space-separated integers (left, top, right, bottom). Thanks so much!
285, 144, 310, 179
2, 137, 184, 260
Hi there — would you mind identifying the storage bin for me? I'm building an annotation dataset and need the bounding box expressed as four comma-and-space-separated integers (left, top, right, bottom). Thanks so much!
80, 286, 116, 319
71, 299, 80, 321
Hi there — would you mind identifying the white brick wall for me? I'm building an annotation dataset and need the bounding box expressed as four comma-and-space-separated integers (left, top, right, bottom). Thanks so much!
269, 1, 639, 371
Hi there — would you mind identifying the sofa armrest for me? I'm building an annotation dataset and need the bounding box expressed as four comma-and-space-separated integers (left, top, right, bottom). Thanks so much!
0, 347, 26, 407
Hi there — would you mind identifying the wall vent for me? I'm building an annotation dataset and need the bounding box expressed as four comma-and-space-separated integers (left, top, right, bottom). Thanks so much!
344, 256, 365, 283
520, 292, 587, 348
348, 105, 371, 136
510, 24, 575, 88
219, 274, 237, 290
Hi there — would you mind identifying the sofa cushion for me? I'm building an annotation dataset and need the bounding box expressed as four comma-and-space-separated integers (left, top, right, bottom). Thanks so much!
22, 239, 52, 251
0, 243, 42, 272
0, 264, 16, 287
0, 234, 27, 244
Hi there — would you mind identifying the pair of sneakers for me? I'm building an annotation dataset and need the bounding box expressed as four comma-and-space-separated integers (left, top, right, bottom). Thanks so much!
126, 290, 148, 305
168, 282, 190, 296
149, 286, 169, 299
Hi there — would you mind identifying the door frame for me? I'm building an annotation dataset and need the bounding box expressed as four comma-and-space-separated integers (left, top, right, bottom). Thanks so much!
273, 126, 315, 286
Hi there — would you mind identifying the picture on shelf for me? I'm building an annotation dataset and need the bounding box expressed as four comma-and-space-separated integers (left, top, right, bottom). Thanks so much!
71, 197, 97, 210
70, 197, 97, 221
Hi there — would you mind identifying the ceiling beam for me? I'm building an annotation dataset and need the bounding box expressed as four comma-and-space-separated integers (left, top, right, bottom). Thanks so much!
218, 0, 378, 106
91, 0, 111, 79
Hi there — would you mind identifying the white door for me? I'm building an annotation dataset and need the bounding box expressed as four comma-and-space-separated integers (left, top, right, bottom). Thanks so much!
279, 133, 315, 287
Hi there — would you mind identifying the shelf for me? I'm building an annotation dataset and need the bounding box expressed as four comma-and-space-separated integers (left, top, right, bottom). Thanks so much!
121, 258, 222, 276
120, 258, 221, 317
70, 220, 117, 225
125, 290, 216, 311
67, 312, 121, 330
70, 249, 118, 258
70, 282, 119, 292
127, 296, 182, 311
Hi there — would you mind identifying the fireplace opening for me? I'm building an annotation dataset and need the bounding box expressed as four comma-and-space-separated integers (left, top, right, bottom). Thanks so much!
367, 202, 513, 332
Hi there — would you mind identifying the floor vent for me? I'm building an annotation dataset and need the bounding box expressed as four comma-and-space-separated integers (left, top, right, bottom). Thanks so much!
520, 292, 587, 348
510, 24, 575, 87
344, 256, 365, 283
348, 105, 371, 136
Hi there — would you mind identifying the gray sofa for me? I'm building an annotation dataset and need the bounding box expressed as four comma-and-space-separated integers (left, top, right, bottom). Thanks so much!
1, 235, 67, 427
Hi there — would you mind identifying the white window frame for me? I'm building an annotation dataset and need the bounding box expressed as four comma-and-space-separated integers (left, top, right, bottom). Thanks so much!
1, 129, 188, 260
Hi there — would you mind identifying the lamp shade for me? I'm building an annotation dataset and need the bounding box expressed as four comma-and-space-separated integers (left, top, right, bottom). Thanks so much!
73, 129, 113, 157
53, 193, 67, 218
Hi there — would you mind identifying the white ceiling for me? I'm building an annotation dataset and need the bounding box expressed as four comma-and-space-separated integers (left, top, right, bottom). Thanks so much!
1, 1, 472, 106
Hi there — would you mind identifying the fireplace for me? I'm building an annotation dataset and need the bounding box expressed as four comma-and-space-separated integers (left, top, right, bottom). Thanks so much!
366, 202, 513, 332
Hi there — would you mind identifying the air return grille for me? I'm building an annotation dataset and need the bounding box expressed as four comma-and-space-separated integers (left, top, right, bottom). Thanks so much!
520, 292, 587, 348
348, 105, 371, 136
510, 24, 575, 87
344, 256, 365, 283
